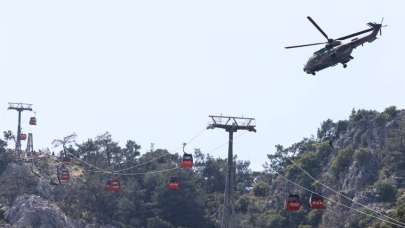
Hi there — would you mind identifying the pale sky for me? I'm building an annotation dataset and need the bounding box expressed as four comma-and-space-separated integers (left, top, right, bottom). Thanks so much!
1, 0, 404, 170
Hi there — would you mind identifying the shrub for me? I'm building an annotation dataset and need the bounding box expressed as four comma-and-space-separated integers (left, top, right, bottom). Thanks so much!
253, 181, 270, 197
384, 106, 398, 119
336, 120, 349, 136
353, 149, 373, 166
397, 202, 405, 221
305, 209, 323, 225
236, 195, 250, 213
298, 225, 313, 228
330, 149, 354, 177
375, 181, 397, 202
147, 217, 175, 228
298, 151, 322, 175
255, 211, 286, 227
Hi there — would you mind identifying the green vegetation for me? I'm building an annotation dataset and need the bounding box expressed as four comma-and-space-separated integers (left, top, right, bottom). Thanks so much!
253, 181, 270, 197
353, 149, 373, 167
1, 107, 405, 227
330, 149, 354, 177
375, 181, 397, 202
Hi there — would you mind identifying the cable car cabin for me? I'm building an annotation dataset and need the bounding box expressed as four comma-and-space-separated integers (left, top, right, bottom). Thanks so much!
167, 176, 179, 190
181, 153, 193, 169
285, 194, 301, 212
58, 167, 70, 182
29, 117, 37, 126
309, 194, 326, 209
20, 133, 27, 140
60, 170, 70, 182
105, 178, 121, 192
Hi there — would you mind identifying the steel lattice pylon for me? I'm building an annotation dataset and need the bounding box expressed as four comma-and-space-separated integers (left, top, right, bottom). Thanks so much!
7, 102, 33, 158
207, 115, 256, 228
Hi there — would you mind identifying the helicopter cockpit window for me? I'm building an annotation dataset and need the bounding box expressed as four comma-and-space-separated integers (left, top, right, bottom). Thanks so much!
314, 48, 328, 56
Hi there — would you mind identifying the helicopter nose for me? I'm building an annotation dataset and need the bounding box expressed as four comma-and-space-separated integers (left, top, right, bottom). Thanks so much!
303, 66, 314, 74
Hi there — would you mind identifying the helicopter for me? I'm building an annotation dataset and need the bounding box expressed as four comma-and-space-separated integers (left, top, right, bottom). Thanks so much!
285, 16, 385, 75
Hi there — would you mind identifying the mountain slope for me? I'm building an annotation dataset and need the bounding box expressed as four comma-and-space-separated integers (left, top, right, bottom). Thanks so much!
0, 107, 404, 227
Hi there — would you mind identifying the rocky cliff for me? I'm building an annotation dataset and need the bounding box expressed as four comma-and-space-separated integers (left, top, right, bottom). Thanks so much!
262, 107, 405, 228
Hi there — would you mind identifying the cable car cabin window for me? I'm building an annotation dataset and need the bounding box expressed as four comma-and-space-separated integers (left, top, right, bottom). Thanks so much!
314, 47, 328, 56
181, 153, 193, 169
60, 173, 70, 181
105, 178, 121, 192
285, 194, 301, 212
309, 195, 326, 209
59, 169, 70, 182
20, 134, 27, 140
29, 117, 37, 125
168, 177, 179, 190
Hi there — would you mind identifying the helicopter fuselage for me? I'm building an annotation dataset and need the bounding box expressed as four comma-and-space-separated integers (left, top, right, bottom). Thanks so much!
303, 24, 381, 75
304, 45, 353, 74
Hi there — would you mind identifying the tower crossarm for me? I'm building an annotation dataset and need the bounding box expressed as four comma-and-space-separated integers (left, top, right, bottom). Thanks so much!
207, 115, 256, 132
8, 103, 33, 111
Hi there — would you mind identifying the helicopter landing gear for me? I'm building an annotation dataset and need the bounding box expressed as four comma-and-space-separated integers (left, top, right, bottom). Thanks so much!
311, 72, 316, 75
342, 63, 347, 68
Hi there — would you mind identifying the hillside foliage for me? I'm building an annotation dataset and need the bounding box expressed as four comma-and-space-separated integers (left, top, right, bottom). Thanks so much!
0, 107, 404, 227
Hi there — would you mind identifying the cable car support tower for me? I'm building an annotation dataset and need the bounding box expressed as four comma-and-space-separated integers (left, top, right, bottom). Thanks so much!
207, 115, 256, 228
7, 103, 33, 158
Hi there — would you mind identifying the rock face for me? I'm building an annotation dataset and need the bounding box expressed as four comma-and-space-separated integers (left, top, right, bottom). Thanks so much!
5, 194, 77, 228
0, 161, 117, 228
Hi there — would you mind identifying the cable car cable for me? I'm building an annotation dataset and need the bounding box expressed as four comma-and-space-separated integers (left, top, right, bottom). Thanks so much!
119, 166, 180, 176
276, 172, 405, 228
206, 131, 248, 154
67, 151, 111, 173
54, 127, 206, 175
67, 149, 180, 176
113, 128, 207, 173
62, 127, 220, 175
283, 156, 405, 227
85, 166, 180, 176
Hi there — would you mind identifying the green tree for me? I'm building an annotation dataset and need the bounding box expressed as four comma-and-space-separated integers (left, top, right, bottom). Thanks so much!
330, 149, 354, 177
52, 133, 77, 159
253, 181, 270, 197
123, 140, 141, 162
155, 173, 213, 228
375, 181, 397, 202
317, 119, 336, 141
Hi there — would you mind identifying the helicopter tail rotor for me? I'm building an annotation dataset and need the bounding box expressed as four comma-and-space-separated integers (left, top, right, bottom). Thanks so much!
285, 16, 386, 50
380, 18, 384, 35
379, 17, 388, 36
367, 18, 387, 36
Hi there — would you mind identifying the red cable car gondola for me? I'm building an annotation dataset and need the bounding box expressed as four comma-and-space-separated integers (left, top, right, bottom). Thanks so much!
60, 170, 70, 182
57, 166, 70, 182
309, 194, 326, 209
181, 153, 193, 169
167, 176, 179, 190
285, 194, 301, 212
29, 117, 37, 126
105, 177, 121, 192
20, 133, 27, 141
180, 143, 193, 169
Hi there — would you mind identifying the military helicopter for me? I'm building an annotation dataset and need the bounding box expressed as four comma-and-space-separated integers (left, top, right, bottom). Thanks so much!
285, 16, 385, 75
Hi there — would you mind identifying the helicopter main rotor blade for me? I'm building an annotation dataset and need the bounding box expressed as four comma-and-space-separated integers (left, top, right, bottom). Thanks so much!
285, 42, 327, 49
336, 28, 374, 40
307, 16, 329, 41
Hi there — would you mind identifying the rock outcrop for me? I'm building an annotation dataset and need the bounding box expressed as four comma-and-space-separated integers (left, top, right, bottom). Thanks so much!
5, 194, 77, 228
